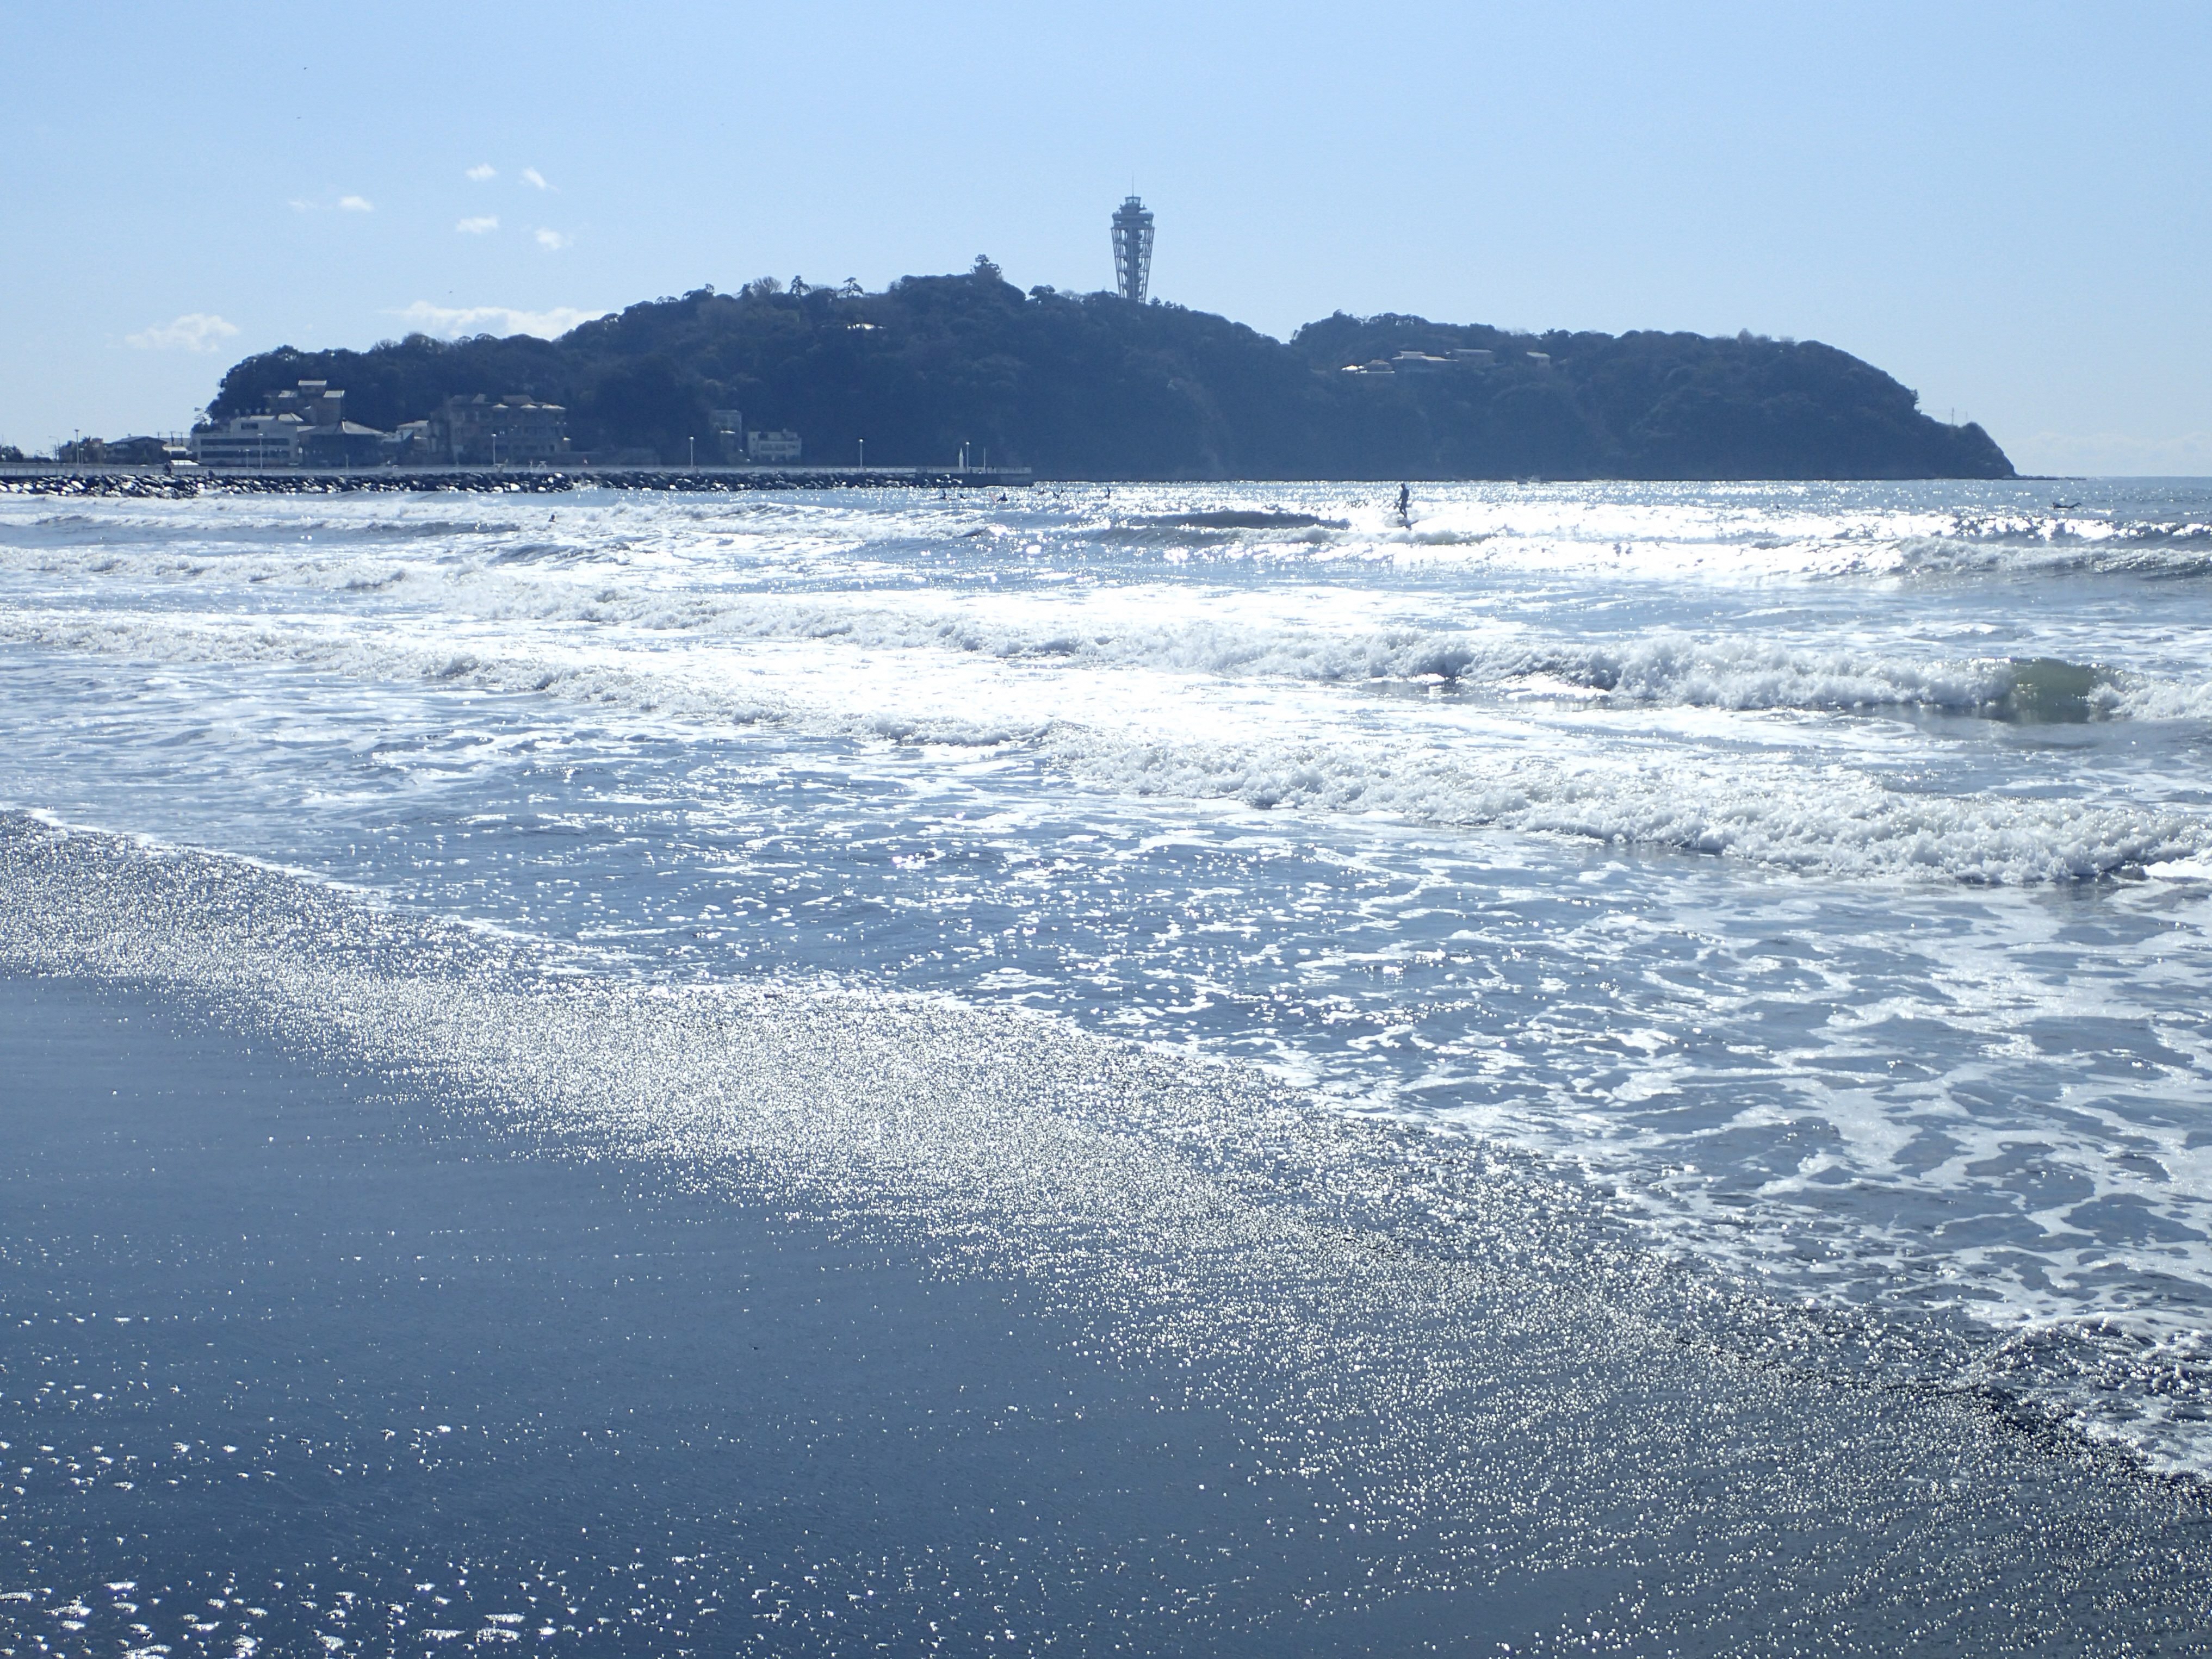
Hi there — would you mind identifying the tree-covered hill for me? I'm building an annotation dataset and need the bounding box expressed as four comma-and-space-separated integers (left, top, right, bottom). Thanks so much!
208, 266, 2013, 480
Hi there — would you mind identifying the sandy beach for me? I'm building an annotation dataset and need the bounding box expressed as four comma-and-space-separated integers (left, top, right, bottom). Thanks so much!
4, 818, 2209, 1656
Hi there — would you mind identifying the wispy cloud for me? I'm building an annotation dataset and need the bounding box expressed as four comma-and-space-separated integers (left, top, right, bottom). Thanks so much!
456, 216, 500, 234
125, 314, 240, 353
387, 301, 607, 340
535, 228, 572, 251
520, 167, 550, 190
466, 163, 497, 182
338, 195, 374, 213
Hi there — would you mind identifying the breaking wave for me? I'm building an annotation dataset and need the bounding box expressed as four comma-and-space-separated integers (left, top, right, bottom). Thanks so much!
5, 607, 2204, 884
1046, 728, 2210, 884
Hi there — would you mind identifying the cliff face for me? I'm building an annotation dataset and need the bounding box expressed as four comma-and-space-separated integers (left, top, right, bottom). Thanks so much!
209, 275, 2013, 480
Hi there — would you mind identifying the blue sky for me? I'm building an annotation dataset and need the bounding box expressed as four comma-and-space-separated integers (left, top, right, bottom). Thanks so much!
4, 1, 2206, 473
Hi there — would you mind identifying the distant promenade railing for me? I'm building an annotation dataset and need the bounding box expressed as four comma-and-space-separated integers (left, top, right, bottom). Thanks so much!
0, 462, 1035, 493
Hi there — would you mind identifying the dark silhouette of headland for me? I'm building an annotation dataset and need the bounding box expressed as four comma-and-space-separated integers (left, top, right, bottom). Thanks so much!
196, 263, 2013, 482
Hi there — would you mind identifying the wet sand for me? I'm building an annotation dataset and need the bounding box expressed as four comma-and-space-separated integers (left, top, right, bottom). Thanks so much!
3, 827, 2211, 1655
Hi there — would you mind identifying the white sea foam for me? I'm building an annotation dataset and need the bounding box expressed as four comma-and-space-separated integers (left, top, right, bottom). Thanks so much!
6, 482, 2212, 1482
8, 509, 2210, 726
5, 604, 2205, 884
1044, 727, 2208, 883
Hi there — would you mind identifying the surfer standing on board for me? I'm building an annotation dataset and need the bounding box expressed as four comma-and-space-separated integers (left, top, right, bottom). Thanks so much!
1396, 483, 1410, 526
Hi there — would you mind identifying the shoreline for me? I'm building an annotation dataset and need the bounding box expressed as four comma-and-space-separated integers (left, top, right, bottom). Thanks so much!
4, 817, 2211, 1654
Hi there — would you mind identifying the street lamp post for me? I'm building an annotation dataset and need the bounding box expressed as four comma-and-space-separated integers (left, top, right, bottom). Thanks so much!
858, 438, 865, 471
688, 436, 696, 469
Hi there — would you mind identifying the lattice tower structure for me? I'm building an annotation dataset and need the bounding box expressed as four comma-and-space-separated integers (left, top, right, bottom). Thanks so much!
1111, 196, 1154, 303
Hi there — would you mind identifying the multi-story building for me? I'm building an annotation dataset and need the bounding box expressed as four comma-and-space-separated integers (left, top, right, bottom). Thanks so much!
189, 378, 387, 468
265, 380, 348, 427
434, 394, 569, 465
746, 428, 802, 464
189, 414, 305, 468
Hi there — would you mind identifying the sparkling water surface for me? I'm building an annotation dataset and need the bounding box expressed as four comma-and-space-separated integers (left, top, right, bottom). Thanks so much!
3, 477, 2210, 1478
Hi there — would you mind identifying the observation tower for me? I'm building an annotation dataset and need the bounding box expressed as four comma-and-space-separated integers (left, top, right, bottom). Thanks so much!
1111, 195, 1154, 303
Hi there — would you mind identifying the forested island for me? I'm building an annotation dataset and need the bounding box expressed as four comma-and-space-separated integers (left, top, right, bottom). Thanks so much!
207, 263, 2013, 481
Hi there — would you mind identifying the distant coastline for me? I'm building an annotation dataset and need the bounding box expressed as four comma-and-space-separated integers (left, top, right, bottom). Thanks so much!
0, 462, 1033, 496
47, 266, 2019, 484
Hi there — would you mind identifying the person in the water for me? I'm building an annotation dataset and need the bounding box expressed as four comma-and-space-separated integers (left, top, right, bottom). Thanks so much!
1396, 483, 1410, 525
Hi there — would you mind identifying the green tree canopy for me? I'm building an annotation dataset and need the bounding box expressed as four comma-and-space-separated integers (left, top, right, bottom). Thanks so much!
207, 278, 2013, 480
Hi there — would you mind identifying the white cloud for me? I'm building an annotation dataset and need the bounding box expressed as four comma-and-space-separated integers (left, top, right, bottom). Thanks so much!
125, 313, 241, 353
287, 198, 315, 213
387, 301, 608, 340
520, 167, 549, 190
466, 163, 497, 182
535, 228, 572, 251
338, 195, 374, 213
456, 216, 500, 234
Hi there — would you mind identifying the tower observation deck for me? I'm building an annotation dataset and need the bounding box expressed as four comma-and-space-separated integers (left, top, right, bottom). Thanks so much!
1111, 195, 1154, 303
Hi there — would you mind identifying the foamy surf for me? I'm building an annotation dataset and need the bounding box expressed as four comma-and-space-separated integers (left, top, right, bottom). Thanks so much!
2, 477, 2210, 1491
3, 600, 2204, 884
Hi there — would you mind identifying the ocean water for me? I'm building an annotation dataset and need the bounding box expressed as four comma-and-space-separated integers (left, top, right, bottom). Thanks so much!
2, 475, 2209, 1500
